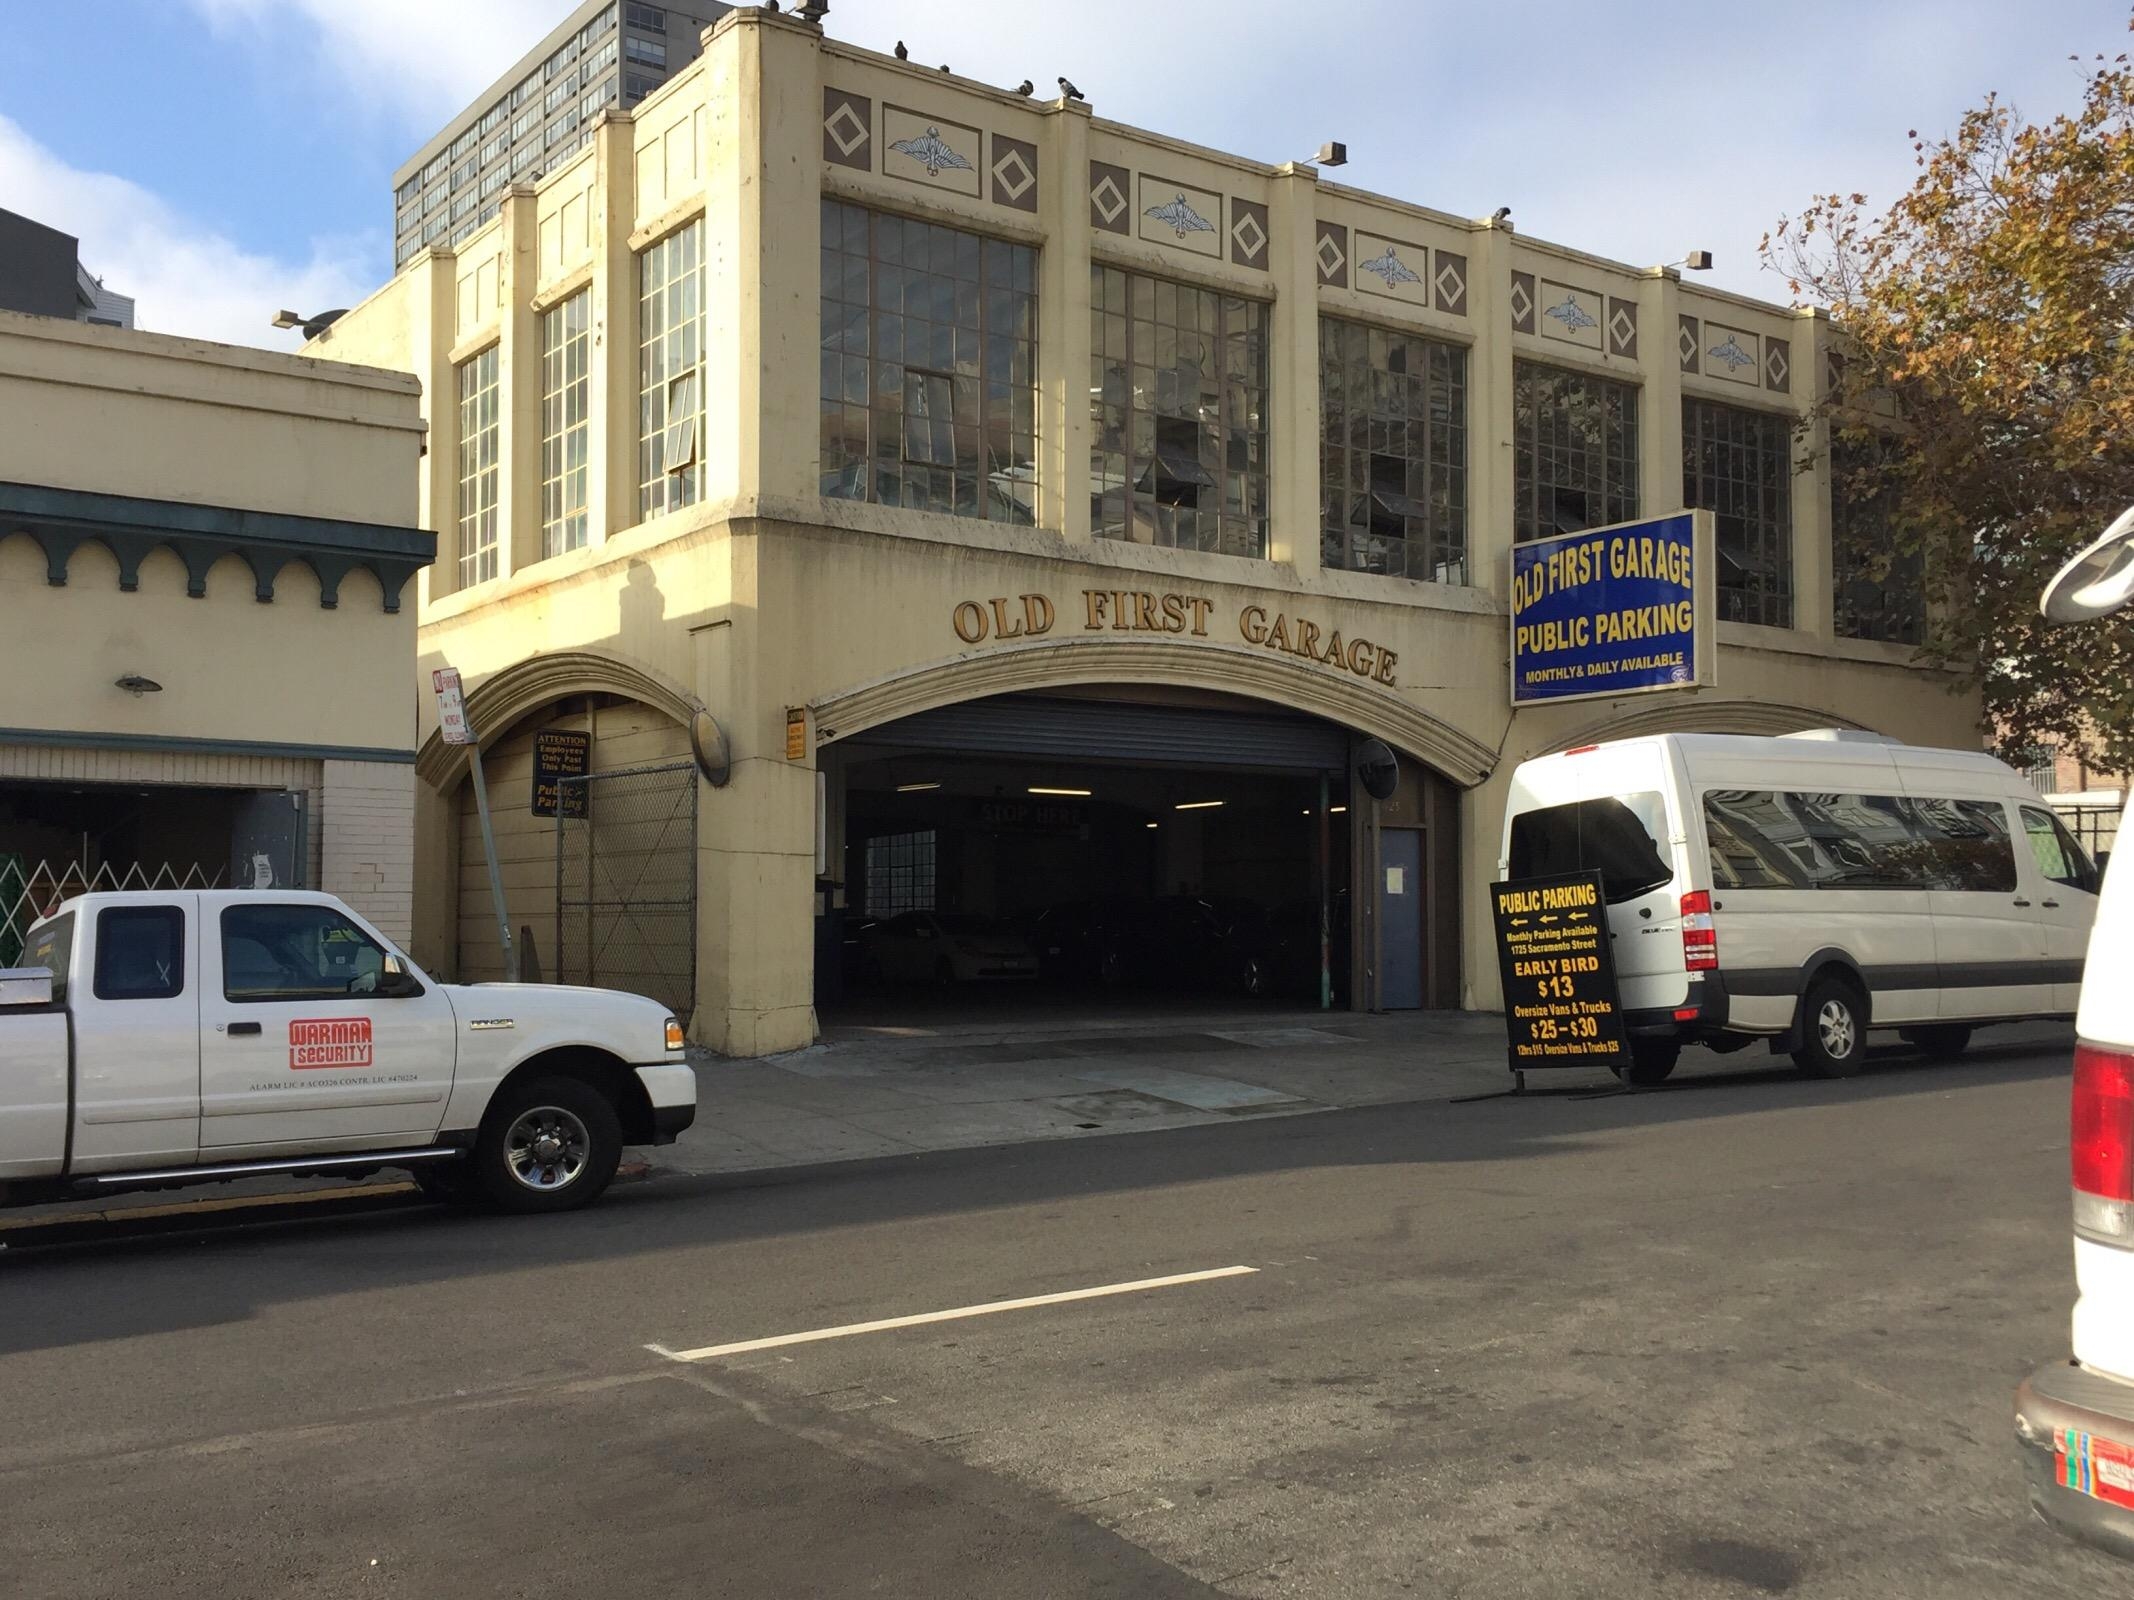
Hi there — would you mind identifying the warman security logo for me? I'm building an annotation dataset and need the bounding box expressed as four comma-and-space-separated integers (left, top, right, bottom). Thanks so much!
290, 1018, 374, 1070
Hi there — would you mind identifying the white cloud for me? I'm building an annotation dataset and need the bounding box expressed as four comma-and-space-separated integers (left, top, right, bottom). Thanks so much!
185, 0, 577, 127
0, 115, 375, 349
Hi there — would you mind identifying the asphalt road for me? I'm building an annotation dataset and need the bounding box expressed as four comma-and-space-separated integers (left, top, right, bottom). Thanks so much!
1, 1030, 2123, 1598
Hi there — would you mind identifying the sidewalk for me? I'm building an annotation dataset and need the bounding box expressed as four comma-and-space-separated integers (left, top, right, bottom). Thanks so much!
661, 1008, 1512, 1176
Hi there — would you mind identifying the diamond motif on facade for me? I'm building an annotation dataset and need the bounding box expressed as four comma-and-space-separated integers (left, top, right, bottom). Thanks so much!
1764, 343, 1790, 389
824, 102, 868, 158
1435, 261, 1462, 303
1679, 322, 1698, 368
1316, 233, 1346, 279
1230, 212, 1267, 261
1509, 278, 1533, 326
1091, 175, 1127, 225
992, 147, 1036, 203
1608, 305, 1634, 350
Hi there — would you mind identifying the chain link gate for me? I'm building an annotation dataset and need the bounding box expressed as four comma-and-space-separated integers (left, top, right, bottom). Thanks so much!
554, 760, 698, 1019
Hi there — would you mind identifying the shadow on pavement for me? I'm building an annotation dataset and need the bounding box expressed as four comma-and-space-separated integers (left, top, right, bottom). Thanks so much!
0, 1023, 2073, 1355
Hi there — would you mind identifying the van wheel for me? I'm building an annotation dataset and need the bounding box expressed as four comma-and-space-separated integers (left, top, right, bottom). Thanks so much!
1792, 976, 1868, 1078
1613, 1039, 1680, 1086
474, 1076, 622, 1214
1900, 1023, 1972, 1061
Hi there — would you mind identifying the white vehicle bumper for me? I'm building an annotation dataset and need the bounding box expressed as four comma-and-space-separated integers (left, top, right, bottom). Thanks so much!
633, 1062, 698, 1144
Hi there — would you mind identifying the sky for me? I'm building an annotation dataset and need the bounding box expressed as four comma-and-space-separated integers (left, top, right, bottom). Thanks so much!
1, 0, 2126, 349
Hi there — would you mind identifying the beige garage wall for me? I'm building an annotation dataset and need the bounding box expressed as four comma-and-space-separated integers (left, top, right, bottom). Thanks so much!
454, 698, 691, 984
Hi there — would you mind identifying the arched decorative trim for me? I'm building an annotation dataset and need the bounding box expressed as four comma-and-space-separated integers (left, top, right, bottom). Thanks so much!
414, 648, 701, 790
0, 480, 432, 611
810, 638, 1502, 787
1547, 697, 1868, 753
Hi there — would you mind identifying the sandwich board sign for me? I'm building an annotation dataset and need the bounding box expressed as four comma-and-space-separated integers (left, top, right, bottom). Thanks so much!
1490, 871, 1630, 1081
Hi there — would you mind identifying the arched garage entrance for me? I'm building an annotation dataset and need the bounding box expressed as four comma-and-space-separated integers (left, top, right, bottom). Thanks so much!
414, 652, 700, 1015
814, 663, 1480, 1022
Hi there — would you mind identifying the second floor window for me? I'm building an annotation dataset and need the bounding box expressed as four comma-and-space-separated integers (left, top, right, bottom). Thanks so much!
541, 291, 592, 557
1684, 396, 1794, 628
638, 220, 705, 518
1512, 362, 1639, 542
819, 200, 1039, 525
1320, 317, 1468, 585
1091, 266, 1269, 559
455, 344, 500, 586
1831, 436, 1923, 645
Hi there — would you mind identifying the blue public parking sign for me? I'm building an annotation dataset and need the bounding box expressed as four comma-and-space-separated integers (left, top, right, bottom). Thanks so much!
1509, 510, 1715, 706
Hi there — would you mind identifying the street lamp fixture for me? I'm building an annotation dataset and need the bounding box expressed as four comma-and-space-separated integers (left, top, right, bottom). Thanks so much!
271, 308, 349, 339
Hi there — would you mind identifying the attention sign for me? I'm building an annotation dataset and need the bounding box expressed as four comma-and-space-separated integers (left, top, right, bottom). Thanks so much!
1491, 872, 1629, 1072
1509, 511, 1715, 705
531, 729, 591, 819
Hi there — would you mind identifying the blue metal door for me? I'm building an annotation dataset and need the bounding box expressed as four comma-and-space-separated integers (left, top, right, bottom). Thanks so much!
1380, 828, 1423, 1010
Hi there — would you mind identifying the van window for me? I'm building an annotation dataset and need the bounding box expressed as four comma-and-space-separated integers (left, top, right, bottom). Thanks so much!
1704, 791, 1911, 889
1508, 793, 1674, 904
1705, 790, 2020, 892
2021, 805, 2101, 893
1907, 798, 2019, 892
23, 912, 72, 1004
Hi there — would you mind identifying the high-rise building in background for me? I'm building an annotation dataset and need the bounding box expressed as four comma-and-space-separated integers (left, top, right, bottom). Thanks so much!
391, 0, 731, 267
0, 208, 134, 328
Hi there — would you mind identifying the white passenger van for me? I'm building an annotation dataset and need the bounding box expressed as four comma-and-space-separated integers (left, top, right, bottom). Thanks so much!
1500, 730, 2100, 1084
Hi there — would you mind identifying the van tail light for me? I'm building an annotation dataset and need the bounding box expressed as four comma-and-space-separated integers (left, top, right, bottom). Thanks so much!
2072, 1043, 2134, 1242
1680, 889, 1718, 972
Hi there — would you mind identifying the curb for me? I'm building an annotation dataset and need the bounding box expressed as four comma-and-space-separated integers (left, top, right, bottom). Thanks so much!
0, 1157, 658, 1247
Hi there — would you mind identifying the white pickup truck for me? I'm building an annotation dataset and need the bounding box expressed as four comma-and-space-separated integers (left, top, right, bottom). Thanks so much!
0, 889, 696, 1215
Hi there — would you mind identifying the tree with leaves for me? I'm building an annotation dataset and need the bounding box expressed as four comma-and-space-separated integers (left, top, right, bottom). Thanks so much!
1763, 15, 2134, 773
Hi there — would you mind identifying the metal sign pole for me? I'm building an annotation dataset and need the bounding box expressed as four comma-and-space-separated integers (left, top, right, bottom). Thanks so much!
467, 743, 515, 982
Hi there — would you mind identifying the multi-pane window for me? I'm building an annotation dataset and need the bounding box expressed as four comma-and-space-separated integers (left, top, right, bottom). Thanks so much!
1831, 437, 1923, 644
819, 200, 1038, 524
1684, 397, 1794, 627
1319, 317, 1467, 584
1090, 266, 1269, 558
638, 220, 705, 518
1512, 362, 1639, 542
864, 831, 936, 917
455, 345, 501, 587
541, 292, 593, 558
627, 3, 667, 31
625, 36, 667, 68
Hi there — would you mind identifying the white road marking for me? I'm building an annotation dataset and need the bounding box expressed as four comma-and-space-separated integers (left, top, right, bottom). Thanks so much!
648, 1265, 1259, 1362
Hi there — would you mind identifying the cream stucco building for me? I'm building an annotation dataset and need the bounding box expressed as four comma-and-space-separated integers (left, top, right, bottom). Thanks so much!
314, 8, 1977, 1056
0, 311, 434, 963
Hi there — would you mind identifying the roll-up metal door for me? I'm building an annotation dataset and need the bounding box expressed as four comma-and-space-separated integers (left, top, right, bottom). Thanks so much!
839, 695, 1349, 771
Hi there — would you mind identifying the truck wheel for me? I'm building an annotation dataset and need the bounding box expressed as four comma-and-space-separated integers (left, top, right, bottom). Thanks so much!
1792, 976, 1868, 1079
1900, 1023, 1972, 1061
1613, 1038, 1680, 1086
475, 1076, 622, 1214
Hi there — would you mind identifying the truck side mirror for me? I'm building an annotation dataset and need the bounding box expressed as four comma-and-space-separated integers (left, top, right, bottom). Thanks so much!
378, 953, 425, 999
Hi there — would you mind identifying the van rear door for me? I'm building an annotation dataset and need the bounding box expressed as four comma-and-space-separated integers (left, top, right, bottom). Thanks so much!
1503, 744, 1688, 1012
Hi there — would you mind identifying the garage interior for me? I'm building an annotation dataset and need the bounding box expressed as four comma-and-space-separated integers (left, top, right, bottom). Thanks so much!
0, 778, 306, 965
816, 689, 1461, 1024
